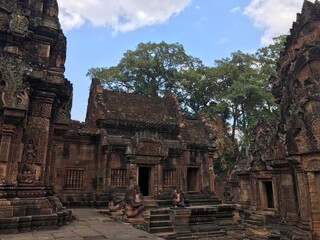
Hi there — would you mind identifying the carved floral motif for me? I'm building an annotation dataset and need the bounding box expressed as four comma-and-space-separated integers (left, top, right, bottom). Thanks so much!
9, 13, 29, 35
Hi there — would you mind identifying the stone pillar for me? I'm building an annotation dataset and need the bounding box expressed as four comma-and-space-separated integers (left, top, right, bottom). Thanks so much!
208, 149, 215, 193
21, 93, 55, 185
172, 208, 192, 238
154, 164, 159, 197
295, 169, 311, 224
157, 163, 163, 194
306, 171, 320, 236
0, 109, 25, 185
1, 124, 16, 184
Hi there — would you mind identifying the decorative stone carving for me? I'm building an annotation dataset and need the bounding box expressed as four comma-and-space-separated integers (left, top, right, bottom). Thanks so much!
17, 139, 37, 184
172, 189, 185, 208
108, 186, 124, 212
9, 13, 29, 35
126, 131, 168, 159
123, 185, 145, 219
0, 0, 72, 233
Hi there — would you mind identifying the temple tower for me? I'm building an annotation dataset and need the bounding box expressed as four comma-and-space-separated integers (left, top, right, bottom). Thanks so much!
273, 0, 320, 237
0, 0, 72, 233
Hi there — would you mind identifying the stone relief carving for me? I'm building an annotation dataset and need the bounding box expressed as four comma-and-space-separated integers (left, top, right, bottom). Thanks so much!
0, 55, 31, 110
17, 139, 37, 184
273, 18, 320, 155
126, 131, 168, 158
280, 20, 320, 69
9, 13, 29, 35
15, 82, 30, 109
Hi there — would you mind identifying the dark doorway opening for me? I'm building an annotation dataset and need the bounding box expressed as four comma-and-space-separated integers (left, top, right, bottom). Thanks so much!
138, 167, 150, 196
263, 181, 274, 208
187, 168, 198, 191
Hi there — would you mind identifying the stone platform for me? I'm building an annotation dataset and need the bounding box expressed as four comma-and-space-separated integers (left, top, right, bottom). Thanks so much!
0, 208, 164, 240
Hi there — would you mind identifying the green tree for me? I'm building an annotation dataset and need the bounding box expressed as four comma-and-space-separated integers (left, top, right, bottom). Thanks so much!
177, 66, 219, 115
203, 36, 286, 153
87, 41, 204, 97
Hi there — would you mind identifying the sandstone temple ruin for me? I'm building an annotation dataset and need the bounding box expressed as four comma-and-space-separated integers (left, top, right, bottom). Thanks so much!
2, 0, 320, 239
223, 1, 320, 239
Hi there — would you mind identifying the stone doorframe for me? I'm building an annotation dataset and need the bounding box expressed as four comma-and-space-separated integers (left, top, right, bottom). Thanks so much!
136, 164, 155, 197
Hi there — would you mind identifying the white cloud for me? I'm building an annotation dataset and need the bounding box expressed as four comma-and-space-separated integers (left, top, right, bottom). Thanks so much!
244, 0, 305, 45
230, 6, 241, 14
57, 0, 192, 32
217, 38, 227, 45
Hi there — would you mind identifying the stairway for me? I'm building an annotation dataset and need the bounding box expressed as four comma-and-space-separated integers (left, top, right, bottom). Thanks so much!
184, 192, 222, 206
148, 209, 176, 239
144, 196, 159, 209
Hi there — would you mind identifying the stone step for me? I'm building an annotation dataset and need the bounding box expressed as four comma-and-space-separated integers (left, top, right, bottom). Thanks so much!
144, 198, 159, 209
193, 229, 226, 237
149, 225, 174, 234
177, 235, 198, 240
150, 214, 171, 221
149, 220, 173, 228
249, 214, 266, 221
156, 232, 177, 240
150, 209, 171, 215
245, 219, 265, 226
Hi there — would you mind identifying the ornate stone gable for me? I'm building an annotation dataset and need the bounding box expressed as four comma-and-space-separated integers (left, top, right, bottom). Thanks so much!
126, 131, 168, 159
0, 53, 31, 110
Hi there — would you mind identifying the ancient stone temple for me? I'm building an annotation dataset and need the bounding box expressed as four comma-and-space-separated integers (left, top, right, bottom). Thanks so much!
0, 0, 72, 233
225, 1, 320, 239
53, 78, 217, 204
52, 79, 241, 239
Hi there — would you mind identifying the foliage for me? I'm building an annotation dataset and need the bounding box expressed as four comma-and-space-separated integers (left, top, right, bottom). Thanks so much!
202, 36, 286, 155
87, 41, 204, 98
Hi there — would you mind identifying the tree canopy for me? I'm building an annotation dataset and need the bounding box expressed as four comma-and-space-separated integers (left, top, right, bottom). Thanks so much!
87, 41, 205, 98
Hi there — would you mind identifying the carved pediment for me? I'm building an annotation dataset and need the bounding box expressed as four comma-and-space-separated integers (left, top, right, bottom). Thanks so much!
125, 131, 168, 158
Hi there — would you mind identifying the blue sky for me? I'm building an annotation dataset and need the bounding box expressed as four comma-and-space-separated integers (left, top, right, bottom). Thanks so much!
57, 0, 306, 121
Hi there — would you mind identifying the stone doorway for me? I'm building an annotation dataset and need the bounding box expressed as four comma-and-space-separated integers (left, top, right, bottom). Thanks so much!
138, 166, 151, 196
261, 181, 274, 209
187, 167, 199, 191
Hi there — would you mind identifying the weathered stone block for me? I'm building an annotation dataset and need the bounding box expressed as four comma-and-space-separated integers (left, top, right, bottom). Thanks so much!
31, 214, 58, 229
0, 205, 13, 217
18, 216, 31, 232
0, 217, 19, 234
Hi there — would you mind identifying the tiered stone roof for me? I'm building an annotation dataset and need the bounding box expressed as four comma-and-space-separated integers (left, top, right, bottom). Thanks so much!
102, 90, 178, 126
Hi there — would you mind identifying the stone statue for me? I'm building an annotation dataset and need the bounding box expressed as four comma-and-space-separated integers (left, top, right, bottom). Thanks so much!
17, 139, 37, 184
108, 187, 123, 212
24, 139, 36, 164
123, 185, 145, 218
172, 188, 185, 208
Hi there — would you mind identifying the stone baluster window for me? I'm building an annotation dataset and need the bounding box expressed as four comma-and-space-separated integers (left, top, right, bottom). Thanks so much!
163, 169, 176, 186
111, 169, 127, 186
65, 168, 84, 189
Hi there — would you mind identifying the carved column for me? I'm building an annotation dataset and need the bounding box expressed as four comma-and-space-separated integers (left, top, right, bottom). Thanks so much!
0, 108, 25, 185
295, 169, 311, 224
158, 163, 163, 194
1, 124, 16, 184
306, 171, 320, 235
22, 92, 55, 185
208, 147, 216, 193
